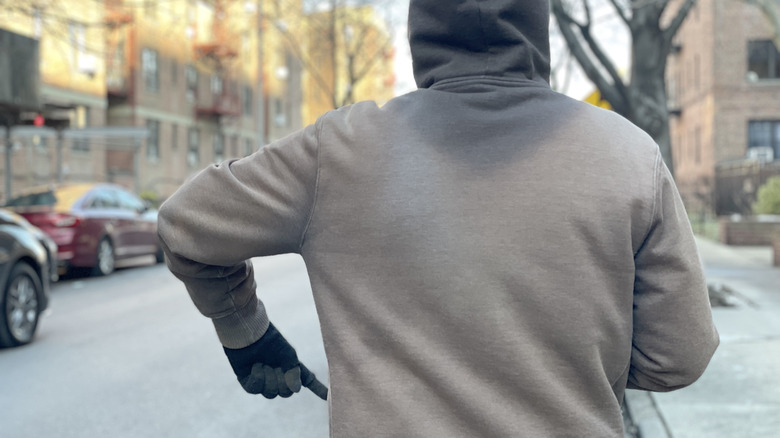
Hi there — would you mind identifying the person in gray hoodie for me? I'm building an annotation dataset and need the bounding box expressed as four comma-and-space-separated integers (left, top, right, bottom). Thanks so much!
157, 0, 719, 436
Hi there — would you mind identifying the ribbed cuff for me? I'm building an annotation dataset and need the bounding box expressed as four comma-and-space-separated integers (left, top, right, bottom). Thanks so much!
212, 295, 271, 349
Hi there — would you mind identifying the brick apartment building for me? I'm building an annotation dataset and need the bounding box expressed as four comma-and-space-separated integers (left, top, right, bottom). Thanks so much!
102, 0, 274, 199
1, 0, 397, 203
0, 1, 110, 202
0, 0, 301, 202
667, 0, 780, 213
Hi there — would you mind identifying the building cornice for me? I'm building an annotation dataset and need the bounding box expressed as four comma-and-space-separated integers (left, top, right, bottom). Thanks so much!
41, 85, 107, 109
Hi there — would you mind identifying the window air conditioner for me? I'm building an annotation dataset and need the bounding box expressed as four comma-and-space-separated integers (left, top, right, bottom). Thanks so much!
747, 146, 774, 162
77, 54, 98, 77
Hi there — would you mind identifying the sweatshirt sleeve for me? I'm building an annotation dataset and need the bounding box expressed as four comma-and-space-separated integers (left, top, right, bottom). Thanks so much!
628, 152, 719, 392
157, 122, 320, 349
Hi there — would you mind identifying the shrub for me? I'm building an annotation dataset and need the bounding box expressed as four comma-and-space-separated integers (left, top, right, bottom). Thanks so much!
753, 176, 780, 215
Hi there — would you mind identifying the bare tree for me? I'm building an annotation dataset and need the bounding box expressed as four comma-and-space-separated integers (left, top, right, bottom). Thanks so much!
265, 0, 398, 110
551, 0, 697, 176
549, 21, 580, 95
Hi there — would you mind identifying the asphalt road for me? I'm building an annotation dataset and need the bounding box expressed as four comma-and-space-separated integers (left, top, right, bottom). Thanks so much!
0, 254, 330, 438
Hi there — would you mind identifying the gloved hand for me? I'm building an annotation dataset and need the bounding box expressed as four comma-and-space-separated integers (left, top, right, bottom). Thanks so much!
223, 323, 328, 400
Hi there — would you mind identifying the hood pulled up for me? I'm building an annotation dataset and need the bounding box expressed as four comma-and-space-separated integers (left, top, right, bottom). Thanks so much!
408, 0, 551, 89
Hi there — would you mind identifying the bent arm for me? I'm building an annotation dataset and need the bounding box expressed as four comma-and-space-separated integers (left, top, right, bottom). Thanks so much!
629, 153, 719, 392
157, 123, 320, 349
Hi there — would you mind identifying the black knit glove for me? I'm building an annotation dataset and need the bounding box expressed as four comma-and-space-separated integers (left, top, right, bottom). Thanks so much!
223, 323, 328, 400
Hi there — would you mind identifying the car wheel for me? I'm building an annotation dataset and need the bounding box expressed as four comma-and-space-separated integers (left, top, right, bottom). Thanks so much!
0, 262, 42, 348
92, 237, 115, 277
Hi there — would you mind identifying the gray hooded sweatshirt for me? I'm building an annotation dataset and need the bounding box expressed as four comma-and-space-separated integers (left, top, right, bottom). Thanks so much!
158, 0, 719, 436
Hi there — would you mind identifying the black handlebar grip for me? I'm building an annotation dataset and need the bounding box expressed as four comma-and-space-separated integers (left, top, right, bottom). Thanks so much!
299, 363, 329, 401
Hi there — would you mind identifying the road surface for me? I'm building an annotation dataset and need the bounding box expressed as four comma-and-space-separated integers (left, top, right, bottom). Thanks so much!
0, 255, 329, 438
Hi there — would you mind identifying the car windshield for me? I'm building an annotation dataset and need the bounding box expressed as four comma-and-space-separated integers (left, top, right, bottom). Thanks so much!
4, 191, 57, 207
4, 185, 93, 212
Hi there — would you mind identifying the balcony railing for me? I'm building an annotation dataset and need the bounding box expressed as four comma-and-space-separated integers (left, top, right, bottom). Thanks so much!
196, 92, 241, 118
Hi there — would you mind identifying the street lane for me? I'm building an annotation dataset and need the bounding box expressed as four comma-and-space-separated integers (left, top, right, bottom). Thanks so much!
0, 255, 329, 438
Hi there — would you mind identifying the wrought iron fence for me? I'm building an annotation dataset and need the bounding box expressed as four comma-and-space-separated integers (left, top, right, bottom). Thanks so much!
714, 160, 780, 215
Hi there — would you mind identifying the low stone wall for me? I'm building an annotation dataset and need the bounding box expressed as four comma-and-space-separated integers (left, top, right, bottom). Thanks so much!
774, 240, 780, 268
719, 216, 780, 246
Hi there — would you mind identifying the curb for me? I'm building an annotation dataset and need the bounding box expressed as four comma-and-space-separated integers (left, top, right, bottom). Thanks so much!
623, 390, 671, 438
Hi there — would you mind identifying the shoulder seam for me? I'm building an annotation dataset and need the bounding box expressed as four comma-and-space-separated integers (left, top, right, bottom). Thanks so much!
298, 118, 323, 251
634, 149, 662, 257
647, 151, 662, 241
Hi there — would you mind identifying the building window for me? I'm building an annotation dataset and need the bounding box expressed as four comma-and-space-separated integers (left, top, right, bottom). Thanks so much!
243, 85, 253, 115
242, 32, 251, 57
748, 40, 780, 80
107, 44, 124, 88
676, 70, 683, 101
72, 106, 90, 152
748, 120, 780, 160
188, 128, 200, 167
211, 75, 223, 95
186, 65, 198, 101
273, 98, 287, 127
667, 76, 679, 109
146, 119, 160, 161
144, 0, 157, 18
171, 61, 178, 85
171, 123, 178, 150
245, 138, 255, 156
142, 48, 159, 91
68, 22, 86, 68
214, 132, 224, 163
33, 9, 43, 38
675, 135, 682, 167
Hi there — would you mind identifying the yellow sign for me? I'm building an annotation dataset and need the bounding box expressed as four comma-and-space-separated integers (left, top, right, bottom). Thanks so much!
583, 89, 612, 110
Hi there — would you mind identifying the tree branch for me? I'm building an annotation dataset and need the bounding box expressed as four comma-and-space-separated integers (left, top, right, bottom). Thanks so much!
607, 0, 631, 25
352, 34, 393, 88
579, 1, 628, 97
268, 17, 334, 102
663, 0, 697, 42
551, 0, 629, 114
263, 0, 396, 110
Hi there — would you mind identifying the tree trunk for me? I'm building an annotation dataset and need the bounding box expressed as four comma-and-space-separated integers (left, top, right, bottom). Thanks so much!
629, 14, 675, 175
550, 0, 696, 177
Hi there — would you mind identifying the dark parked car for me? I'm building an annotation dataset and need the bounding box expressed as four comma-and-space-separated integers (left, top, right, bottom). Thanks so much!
5, 183, 163, 277
0, 209, 58, 283
0, 209, 52, 347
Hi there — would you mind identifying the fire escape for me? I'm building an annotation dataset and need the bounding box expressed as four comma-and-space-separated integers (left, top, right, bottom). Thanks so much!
104, 0, 134, 100
193, 0, 241, 120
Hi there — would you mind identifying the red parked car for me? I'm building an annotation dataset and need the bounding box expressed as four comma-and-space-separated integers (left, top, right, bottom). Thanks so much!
5, 183, 163, 276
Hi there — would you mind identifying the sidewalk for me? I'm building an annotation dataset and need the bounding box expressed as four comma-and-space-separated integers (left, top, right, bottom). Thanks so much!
625, 237, 780, 438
